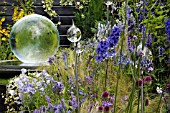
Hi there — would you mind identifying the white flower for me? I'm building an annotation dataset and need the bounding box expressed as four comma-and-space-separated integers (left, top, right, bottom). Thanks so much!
105, 1, 113, 6
39, 87, 44, 91
156, 87, 162, 94
8, 90, 15, 96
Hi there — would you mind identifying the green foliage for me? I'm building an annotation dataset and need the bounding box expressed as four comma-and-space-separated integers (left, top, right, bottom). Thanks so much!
74, 0, 105, 39
15, 0, 34, 14
0, 78, 9, 84
42, 0, 57, 19
128, 0, 170, 84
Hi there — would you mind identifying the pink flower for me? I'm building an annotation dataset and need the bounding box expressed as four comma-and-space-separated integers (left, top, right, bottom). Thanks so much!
145, 98, 149, 106
166, 83, 170, 91
102, 91, 109, 98
144, 76, 152, 84
136, 79, 143, 88
104, 105, 110, 112
98, 106, 103, 111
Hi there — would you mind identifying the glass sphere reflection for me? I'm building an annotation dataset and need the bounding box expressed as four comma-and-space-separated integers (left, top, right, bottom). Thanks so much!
10, 14, 60, 63
67, 20, 81, 43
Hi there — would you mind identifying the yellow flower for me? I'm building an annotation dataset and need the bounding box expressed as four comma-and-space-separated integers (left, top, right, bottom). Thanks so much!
13, 7, 18, 15
4, 30, 10, 37
1, 37, 6, 41
2, 29, 6, 33
0, 17, 5, 22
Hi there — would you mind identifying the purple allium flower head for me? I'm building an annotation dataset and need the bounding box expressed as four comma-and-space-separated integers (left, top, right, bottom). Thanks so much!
104, 105, 110, 112
145, 98, 149, 106
166, 83, 170, 91
98, 106, 103, 111
165, 18, 170, 42
136, 79, 143, 88
102, 91, 109, 98
21, 68, 27, 74
144, 76, 152, 84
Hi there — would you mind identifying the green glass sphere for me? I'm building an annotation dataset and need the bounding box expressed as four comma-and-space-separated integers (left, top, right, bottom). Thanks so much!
10, 14, 60, 63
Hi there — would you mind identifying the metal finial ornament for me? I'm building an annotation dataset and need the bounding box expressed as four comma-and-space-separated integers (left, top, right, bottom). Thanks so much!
67, 20, 81, 43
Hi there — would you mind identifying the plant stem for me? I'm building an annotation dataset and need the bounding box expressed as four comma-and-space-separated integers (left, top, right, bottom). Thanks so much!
137, 89, 141, 113
141, 75, 144, 113
114, 0, 128, 112
104, 59, 109, 91
156, 94, 163, 113
74, 42, 80, 113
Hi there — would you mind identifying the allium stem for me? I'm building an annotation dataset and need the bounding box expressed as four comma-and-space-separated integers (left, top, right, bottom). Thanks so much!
141, 75, 144, 113
137, 89, 141, 113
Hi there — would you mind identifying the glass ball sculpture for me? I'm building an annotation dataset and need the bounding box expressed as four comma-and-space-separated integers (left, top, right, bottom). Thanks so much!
10, 14, 60, 63
67, 20, 81, 43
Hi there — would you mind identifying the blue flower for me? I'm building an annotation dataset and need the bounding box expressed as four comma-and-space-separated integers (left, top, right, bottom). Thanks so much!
96, 25, 121, 62
52, 81, 64, 93
46, 95, 51, 103
108, 26, 121, 47
33, 109, 40, 113
158, 46, 164, 57
165, 18, 170, 42
146, 31, 152, 48
96, 56, 103, 62
127, 35, 136, 52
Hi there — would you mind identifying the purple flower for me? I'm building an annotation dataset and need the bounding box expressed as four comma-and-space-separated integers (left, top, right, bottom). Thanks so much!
46, 96, 51, 103
108, 26, 121, 47
136, 79, 143, 88
96, 25, 121, 62
96, 56, 103, 63
21, 68, 27, 74
71, 96, 78, 109
148, 67, 154, 72
158, 46, 164, 57
166, 83, 170, 92
165, 18, 170, 42
127, 35, 135, 52
102, 91, 109, 98
33, 109, 40, 113
104, 105, 110, 112
145, 98, 149, 106
144, 76, 152, 84
48, 57, 55, 65
98, 106, 103, 111
146, 31, 152, 48
52, 81, 64, 93
40, 106, 47, 112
